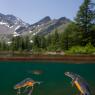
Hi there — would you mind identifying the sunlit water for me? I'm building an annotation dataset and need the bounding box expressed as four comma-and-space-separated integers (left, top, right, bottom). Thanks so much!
0, 61, 95, 95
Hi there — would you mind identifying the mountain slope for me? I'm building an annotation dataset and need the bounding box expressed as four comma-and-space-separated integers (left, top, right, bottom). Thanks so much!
28, 16, 71, 36
0, 13, 71, 41
0, 13, 29, 35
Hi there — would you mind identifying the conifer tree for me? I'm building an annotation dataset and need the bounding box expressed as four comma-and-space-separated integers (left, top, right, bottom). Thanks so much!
75, 0, 95, 45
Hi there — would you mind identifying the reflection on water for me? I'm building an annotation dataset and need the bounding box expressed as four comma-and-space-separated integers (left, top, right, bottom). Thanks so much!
0, 61, 95, 95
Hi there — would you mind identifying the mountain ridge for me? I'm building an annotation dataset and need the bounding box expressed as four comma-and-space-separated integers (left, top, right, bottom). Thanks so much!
0, 13, 71, 41
28, 16, 71, 36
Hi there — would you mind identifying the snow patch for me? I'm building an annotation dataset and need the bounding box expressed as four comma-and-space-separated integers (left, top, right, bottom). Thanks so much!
33, 33, 36, 35
13, 31, 20, 37
10, 26, 14, 28
15, 25, 21, 31
0, 22, 7, 25
16, 17, 28, 26
0, 22, 10, 27
29, 31, 33, 33
37, 25, 40, 27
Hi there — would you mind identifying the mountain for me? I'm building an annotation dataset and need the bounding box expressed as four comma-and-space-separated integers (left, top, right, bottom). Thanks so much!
31, 16, 51, 27
0, 13, 29, 40
28, 16, 71, 36
0, 13, 71, 41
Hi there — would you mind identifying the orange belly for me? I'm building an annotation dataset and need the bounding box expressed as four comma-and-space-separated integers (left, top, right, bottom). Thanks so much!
15, 82, 34, 89
27, 82, 33, 86
74, 81, 84, 94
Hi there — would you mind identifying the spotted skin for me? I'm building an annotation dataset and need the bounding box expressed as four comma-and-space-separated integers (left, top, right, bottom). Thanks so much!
14, 78, 41, 95
65, 72, 91, 95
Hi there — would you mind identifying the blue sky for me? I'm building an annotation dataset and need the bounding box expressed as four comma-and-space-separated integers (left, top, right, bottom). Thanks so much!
0, 0, 84, 24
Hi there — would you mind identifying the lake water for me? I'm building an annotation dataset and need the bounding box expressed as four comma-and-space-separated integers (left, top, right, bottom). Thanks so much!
0, 61, 95, 95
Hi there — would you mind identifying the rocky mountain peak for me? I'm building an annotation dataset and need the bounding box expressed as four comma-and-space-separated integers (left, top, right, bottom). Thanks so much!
0, 12, 71, 41
31, 16, 51, 27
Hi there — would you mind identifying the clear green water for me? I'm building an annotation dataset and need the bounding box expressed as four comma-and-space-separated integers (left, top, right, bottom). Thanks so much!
0, 61, 95, 95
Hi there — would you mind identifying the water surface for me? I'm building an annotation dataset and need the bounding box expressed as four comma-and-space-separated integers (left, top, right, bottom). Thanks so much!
0, 61, 95, 95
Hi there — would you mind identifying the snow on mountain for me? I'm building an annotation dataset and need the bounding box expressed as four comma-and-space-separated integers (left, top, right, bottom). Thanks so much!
0, 13, 29, 34
0, 13, 71, 41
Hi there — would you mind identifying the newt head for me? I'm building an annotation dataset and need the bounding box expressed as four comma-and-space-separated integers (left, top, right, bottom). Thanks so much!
64, 72, 77, 80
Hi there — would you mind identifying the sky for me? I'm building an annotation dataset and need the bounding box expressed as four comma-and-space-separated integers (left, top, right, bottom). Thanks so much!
0, 0, 84, 24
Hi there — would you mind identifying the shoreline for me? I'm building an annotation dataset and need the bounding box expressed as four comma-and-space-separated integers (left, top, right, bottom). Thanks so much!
0, 55, 95, 63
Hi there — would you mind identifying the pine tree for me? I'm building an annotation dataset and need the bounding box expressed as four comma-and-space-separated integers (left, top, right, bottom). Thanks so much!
46, 34, 52, 47
40, 36, 46, 49
75, 0, 95, 45
51, 29, 60, 51
33, 35, 40, 48
90, 25, 95, 46
24, 36, 30, 51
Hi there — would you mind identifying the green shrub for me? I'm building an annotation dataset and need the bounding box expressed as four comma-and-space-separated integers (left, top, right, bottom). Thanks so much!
66, 43, 95, 54
47, 44, 61, 52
